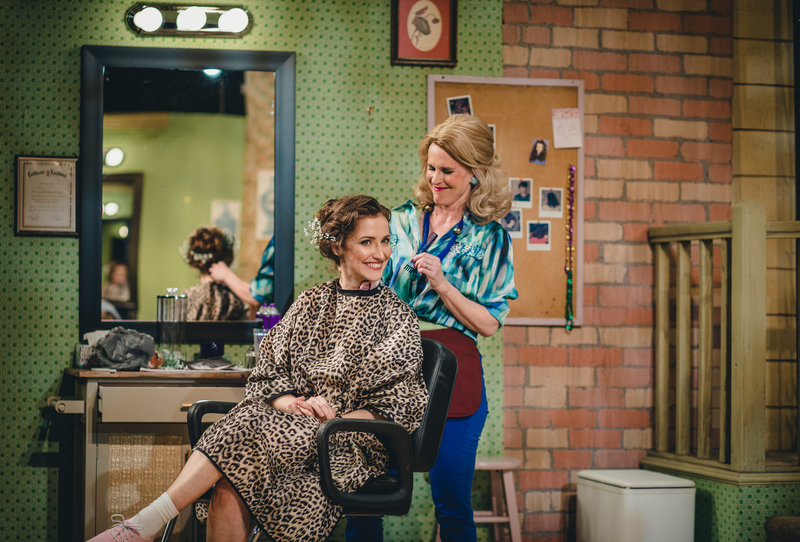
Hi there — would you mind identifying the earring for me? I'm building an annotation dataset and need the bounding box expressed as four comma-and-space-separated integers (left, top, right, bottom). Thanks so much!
471, 177, 478, 186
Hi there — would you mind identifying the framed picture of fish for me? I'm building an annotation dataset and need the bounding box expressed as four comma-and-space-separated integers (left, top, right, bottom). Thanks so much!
391, 0, 457, 67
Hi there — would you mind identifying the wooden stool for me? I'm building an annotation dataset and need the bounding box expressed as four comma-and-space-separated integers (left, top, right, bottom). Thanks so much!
435, 455, 522, 542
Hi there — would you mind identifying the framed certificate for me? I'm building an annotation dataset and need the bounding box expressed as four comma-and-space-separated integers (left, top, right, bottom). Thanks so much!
15, 155, 78, 236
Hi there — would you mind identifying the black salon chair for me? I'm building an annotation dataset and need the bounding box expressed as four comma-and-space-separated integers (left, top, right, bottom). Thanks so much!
161, 337, 456, 542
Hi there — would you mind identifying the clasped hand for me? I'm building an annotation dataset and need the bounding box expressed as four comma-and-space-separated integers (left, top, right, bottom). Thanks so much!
286, 395, 337, 421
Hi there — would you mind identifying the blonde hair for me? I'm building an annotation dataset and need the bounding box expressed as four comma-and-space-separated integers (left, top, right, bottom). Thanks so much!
413, 114, 511, 224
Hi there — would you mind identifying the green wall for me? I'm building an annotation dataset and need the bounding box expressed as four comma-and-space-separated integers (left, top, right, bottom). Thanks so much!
1, 1, 503, 540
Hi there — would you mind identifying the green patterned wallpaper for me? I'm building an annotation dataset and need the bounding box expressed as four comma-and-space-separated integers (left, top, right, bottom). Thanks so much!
0, 1, 503, 540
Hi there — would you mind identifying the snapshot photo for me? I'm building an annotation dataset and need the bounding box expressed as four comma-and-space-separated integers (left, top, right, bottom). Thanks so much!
510, 178, 533, 208
529, 138, 548, 165
500, 209, 522, 239
539, 187, 563, 218
447, 95, 473, 116
527, 220, 551, 251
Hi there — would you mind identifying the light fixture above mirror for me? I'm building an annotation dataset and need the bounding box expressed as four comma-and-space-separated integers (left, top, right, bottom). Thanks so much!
126, 3, 252, 37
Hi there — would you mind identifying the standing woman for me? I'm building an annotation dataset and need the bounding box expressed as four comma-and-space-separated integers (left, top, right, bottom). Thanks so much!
350, 114, 517, 541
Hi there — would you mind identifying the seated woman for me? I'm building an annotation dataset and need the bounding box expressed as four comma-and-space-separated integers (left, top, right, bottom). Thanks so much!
88, 195, 429, 542
180, 226, 249, 321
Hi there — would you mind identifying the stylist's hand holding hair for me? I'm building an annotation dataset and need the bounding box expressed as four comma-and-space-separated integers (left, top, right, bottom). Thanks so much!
347, 114, 518, 542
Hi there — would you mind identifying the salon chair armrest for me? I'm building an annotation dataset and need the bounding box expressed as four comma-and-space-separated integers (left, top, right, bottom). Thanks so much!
187, 400, 238, 446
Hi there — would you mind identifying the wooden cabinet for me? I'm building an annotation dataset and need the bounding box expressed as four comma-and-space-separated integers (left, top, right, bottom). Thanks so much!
63, 369, 248, 540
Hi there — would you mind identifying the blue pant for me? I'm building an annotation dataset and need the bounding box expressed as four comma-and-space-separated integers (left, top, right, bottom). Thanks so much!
346, 387, 488, 542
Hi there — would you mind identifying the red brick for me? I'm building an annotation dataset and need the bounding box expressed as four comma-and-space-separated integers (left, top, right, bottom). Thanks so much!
656, 76, 708, 96
583, 307, 625, 326
583, 158, 596, 178
653, 203, 707, 223
523, 26, 552, 45
505, 366, 525, 385
503, 25, 521, 45
628, 53, 681, 74
519, 470, 570, 490
505, 428, 523, 449
569, 387, 625, 408
709, 78, 733, 98
709, 0, 732, 14
598, 201, 651, 221
505, 387, 523, 407
584, 285, 597, 306
653, 161, 704, 181
529, 68, 562, 80
602, 74, 654, 93
709, 204, 732, 221
504, 66, 528, 78
683, 99, 731, 119
551, 409, 596, 428
563, 71, 600, 91
626, 139, 679, 158
585, 136, 624, 157
681, 142, 731, 163
519, 408, 551, 428
520, 345, 569, 366
627, 265, 654, 286
598, 285, 652, 307
570, 429, 622, 449
629, 96, 681, 117
599, 409, 651, 428
503, 3, 529, 24
623, 224, 650, 242
597, 367, 651, 387
574, 51, 627, 72
584, 242, 599, 262
684, 15, 731, 35
530, 6, 573, 26
523, 513, 565, 533
599, 0, 656, 7
624, 307, 653, 326
629, 11, 681, 32
598, 116, 652, 137
504, 409, 518, 426
553, 450, 593, 469
709, 122, 732, 142
570, 347, 623, 367
594, 449, 647, 468
504, 326, 527, 345
709, 37, 733, 56
623, 348, 652, 367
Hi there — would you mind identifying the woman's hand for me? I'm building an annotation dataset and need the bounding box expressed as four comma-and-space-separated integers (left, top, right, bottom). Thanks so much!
411, 253, 446, 290
296, 395, 338, 421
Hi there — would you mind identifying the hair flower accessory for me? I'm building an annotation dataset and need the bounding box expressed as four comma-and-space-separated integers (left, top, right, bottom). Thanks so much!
304, 217, 337, 248
179, 231, 235, 264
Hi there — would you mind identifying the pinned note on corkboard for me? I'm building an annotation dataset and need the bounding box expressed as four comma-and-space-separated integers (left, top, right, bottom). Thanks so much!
428, 75, 584, 326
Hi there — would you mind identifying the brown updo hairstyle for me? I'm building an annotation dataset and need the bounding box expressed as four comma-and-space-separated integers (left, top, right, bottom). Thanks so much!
183, 226, 234, 273
414, 114, 512, 224
314, 195, 391, 266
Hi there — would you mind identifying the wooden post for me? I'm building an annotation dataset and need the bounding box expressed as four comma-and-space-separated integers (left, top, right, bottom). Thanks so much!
697, 240, 713, 459
654, 243, 670, 452
719, 239, 731, 464
730, 201, 766, 472
676, 241, 691, 456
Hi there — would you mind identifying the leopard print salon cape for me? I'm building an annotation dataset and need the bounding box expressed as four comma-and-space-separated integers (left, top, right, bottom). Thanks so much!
195, 281, 427, 542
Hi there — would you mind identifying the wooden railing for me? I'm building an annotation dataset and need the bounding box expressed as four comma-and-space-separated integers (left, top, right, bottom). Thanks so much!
642, 200, 800, 483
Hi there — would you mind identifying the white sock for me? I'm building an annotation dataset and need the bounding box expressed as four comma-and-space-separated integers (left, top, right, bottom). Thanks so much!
129, 492, 179, 538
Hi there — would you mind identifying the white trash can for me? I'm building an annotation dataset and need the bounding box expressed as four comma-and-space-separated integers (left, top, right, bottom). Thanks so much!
577, 469, 695, 542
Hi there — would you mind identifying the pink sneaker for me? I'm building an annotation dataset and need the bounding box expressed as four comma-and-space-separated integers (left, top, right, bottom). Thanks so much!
86, 514, 154, 542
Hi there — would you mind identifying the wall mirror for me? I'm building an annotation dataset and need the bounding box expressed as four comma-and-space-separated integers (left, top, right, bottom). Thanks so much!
80, 45, 295, 343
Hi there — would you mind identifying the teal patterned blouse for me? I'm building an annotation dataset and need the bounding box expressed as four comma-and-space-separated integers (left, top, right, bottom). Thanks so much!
249, 236, 275, 304
383, 201, 518, 342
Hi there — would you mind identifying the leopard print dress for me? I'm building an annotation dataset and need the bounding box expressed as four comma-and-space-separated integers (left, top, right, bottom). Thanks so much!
195, 281, 428, 541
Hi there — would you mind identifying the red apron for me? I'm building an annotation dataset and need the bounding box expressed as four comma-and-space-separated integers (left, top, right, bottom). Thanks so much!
420, 328, 482, 418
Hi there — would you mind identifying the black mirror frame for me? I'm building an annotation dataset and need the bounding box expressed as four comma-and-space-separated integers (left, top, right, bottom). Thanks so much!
79, 45, 295, 343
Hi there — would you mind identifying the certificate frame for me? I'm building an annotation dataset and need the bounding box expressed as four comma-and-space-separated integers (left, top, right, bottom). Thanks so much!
391, 0, 457, 67
15, 155, 78, 236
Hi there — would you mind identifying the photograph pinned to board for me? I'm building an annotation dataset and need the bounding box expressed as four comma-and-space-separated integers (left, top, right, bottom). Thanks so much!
447, 94, 472, 115
539, 187, 564, 218
510, 177, 533, 208
529, 138, 548, 165
500, 209, 522, 239
552, 107, 582, 148
527, 220, 550, 251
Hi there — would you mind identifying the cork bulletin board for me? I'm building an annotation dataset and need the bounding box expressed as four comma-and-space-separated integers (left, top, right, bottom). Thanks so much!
428, 75, 584, 326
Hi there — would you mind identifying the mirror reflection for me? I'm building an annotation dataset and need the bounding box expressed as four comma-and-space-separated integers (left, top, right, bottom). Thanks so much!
100, 67, 275, 321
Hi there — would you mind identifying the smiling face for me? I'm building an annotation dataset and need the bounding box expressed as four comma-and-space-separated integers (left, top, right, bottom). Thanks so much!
425, 143, 473, 212
336, 214, 392, 290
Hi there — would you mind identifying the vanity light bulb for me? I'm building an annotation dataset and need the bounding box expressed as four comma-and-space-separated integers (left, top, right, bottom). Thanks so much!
104, 201, 120, 217
118, 225, 129, 239
176, 6, 207, 31
203, 68, 221, 77
132, 6, 163, 32
218, 8, 249, 33
104, 147, 125, 167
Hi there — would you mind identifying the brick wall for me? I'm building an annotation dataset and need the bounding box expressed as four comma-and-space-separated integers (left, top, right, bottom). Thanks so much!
502, 1, 733, 539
